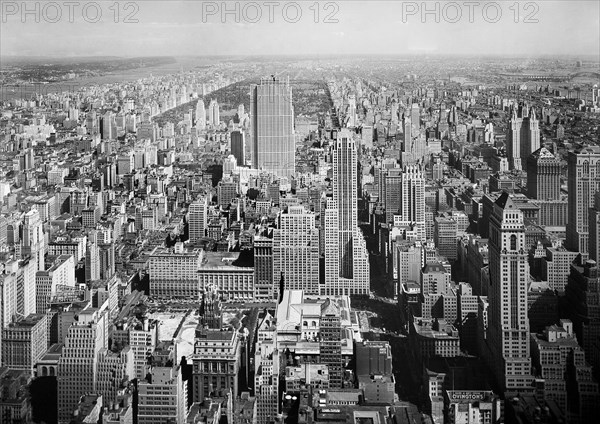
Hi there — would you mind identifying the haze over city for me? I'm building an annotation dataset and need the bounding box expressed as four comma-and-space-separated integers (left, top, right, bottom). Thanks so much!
1, 1, 600, 424
1, 0, 599, 58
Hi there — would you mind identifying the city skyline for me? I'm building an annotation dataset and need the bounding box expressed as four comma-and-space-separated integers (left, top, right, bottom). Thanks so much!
1, 1, 599, 58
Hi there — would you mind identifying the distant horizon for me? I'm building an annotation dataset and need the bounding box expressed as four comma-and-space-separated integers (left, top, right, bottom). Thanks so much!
2, 52, 600, 61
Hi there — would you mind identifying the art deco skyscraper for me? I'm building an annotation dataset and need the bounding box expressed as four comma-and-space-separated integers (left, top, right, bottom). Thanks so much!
486, 192, 533, 393
57, 305, 109, 423
401, 165, 426, 241
566, 146, 600, 257
273, 205, 320, 296
251, 76, 295, 179
526, 147, 561, 200
324, 129, 369, 296
506, 104, 540, 170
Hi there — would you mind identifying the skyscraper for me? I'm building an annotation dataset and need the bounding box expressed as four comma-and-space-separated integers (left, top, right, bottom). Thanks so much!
57, 305, 109, 423
230, 130, 246, 166
486, 192, 533, 393
195, 99, 206, 130
526, 147, 561, 200
208, 99, 220, 128
400, 165, 426, 241
188, 197, 208, 242
22, 209, 44, 271
272, 205, 320, 296
506, 104, 540, 170
383, 168, 402, 224
251, 76, 295, 179
324, 129, 369, 296
320, 299, 343, 388
566, 146, 600, 257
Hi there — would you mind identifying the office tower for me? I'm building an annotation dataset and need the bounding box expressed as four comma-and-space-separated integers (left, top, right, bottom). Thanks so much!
420, 261, 451, 319
96, 346, 134, 407
98, 243, 115, 281
565, 257, 600, 381
254, 235, 274, 300
383, 168, 402, 224
395, 241, 423, 298
85, 239, 100, 282
112, 314, 159, 381
251, 76, 295, 178
434, 216, 457, 261
530, 319, 590, 416
208, 99, 220, 128
35, 254, 75, 314
320, 299, 343, 388
196, 99, 206, 130
526, 147, 561, 200
1, 313, 47, 373
102, 111, 117, 140
192, 328, 241, 403
217, 177, 238, 207
272, 206, 320, 296
223, 155, 237, 175
189, 197, 208, 242
230, 130, 246, 166
22, 209, 45, 271
138, 342, 187, 424
410, 103, 420, 131
324, 129, 370, 296
332, 129, 357, 278
487, 192, 533, 393
57, 305, 109, 423
541, 245, 579, 292
346, 94, 357, 127
18, 257, 37, 318
566, 146, 600, 257
400, 165, 426, 241
506, 104, 540, 170
255, 348, 280, 424
391, 100, 399, 123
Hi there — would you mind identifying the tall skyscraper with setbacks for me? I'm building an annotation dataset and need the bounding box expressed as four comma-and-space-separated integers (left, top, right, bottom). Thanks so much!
324, 129, 369, 296
251, 76, 295, 179
272, 205, 320, 296
486, 192, 533, 393
566, 146, 600, 258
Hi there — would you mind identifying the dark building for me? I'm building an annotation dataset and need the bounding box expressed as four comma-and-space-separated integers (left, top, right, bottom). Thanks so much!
565, 256, 600, 379
319, 299, 343, 388
230, 130, 246, 166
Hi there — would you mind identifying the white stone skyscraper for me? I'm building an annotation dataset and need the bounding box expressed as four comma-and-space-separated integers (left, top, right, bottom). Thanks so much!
188, 197, 208, 242
486, 192, 533, 393
251, 76, 295, 179
273, 205, 320, 296
22, 209, 45, 271
400, 165, 426, 241
324, 129, 369, 296
566, 146, 600, 258
506, 104, 540, 170
195, 99, 206, 130
57, 304, 109, 423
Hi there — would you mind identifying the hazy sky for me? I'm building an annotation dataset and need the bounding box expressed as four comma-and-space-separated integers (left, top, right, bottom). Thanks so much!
1, 0, 599, 58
